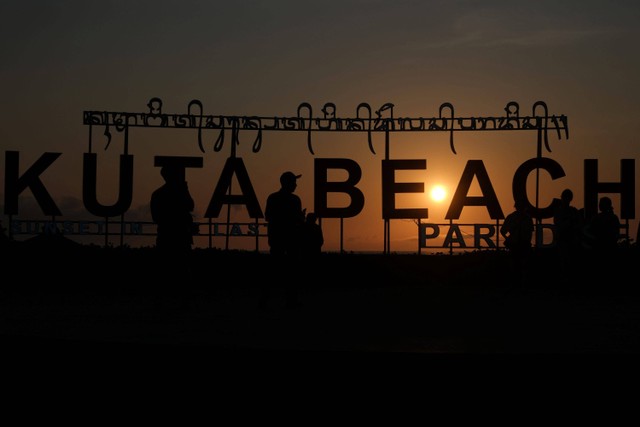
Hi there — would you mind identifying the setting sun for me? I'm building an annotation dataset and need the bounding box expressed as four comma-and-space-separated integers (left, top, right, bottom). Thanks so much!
430, 185, 447, 203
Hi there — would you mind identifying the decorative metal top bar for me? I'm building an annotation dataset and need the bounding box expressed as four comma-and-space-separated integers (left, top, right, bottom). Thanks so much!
83, 98, 569, 155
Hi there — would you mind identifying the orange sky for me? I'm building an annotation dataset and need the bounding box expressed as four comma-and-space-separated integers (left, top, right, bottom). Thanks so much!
2, 1, 639, 252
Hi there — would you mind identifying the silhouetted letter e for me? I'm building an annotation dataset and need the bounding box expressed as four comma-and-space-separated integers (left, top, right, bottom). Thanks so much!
382, 159, 428, 219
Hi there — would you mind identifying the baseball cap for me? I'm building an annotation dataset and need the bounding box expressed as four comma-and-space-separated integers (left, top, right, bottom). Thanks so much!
280, 171, 302, 184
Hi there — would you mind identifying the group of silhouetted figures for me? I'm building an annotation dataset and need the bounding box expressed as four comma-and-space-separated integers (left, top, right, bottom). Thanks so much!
263, 171, 324, 257
260, 171, 324, 308
0, 171, 634, 297
149, 166, 323, 258
499, 188, 625, 285
149, 166, 323, 308
146, 165, 631, 294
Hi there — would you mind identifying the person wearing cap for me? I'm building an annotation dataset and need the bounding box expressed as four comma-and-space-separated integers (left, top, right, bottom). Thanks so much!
260, 171, 306, 309
264, 171, 305, 256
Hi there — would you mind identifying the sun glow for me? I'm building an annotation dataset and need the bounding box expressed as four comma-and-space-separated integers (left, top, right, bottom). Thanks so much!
430, 185, 447, 203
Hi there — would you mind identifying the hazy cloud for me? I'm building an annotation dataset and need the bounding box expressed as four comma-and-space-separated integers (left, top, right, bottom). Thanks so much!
406, 2, 631, 51
446, 29, 614, 50
418, 22, 619, 50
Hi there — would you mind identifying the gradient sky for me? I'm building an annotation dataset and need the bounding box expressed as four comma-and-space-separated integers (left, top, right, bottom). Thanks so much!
2, 0, 639, 252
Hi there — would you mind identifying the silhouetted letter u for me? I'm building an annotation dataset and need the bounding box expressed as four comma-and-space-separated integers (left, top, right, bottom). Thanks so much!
83, 153, 134, 217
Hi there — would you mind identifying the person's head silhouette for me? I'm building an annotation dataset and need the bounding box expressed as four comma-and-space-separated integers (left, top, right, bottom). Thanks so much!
599, 196, 613, 213
280, 171, 301, 193
160, 165, 182, 184
514, 199, 529, 213
561, 189, 573, 204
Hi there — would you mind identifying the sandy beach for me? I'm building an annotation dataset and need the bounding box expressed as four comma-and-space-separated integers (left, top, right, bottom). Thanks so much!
2, 236, 639, 357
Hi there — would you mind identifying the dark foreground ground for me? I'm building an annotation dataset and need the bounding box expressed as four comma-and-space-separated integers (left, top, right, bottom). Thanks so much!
2, 236, 640, 357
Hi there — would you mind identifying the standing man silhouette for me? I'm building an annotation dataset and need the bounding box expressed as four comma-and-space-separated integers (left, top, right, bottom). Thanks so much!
301, 212, 324, 256
500, 199, 534, 286
553, 188, 583, 273
149, 164, 196, 309
584, 196, 621, 282
264, 171, 305, 256
261, 171, 305, 309
586, 196, 620, 251
150, 164, 195, 256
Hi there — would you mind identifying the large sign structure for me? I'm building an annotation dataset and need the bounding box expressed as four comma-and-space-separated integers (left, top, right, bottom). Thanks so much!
4, 98, 634, 253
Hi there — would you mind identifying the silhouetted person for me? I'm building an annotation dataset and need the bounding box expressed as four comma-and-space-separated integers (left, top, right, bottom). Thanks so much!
260, 171, 305, 309
500, 199, 534, 286
265, 171, 305, 256
150, 164, 195, 289
301, 212, 324, 256
0, 220, 8, 246
553, 188, 583, 272
0, 219, 11, 260
586, 196, 620, 251
582, 196, 621, 284
151, 165, 195, 253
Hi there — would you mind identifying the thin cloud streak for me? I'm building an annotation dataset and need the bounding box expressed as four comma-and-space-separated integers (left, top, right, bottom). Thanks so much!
414, 27, 622, 50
